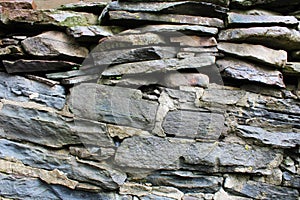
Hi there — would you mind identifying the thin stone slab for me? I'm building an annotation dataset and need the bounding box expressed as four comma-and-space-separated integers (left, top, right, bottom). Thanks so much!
217, 42, 287, 68
0, 0, 36, 9
216, 58, 285, 87
3, 59, 80, 73
109, 1, 228, 18
66, 26, 117, 41
117, 0, 230, 7
218, 26, 300, 51
170, 36, 217, 47
227, 12, 299, 27
21, 31, 89, 60
102, 56, 215, 76
283, 62, 300, 76
109, 11, 224, 28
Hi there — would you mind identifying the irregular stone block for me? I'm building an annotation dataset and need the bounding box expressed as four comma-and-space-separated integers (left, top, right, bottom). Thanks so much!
0, 0, 36, 9
109, 1, 228, 18
283, 171, 300, 189
217, 42, 287, 68
284, 62, 300, 76
218, 27, 300, 51
163, 73, 210, 88
67, 26, 117, 42
69, 84, 159, 131
162, 110, 224, 140
237, 125, 300, 148
170, 36, 217, 47
92, 46, 178, 66
109, 11, 224, 28
1, 8, 98, 28
0, 45, 23, 57
224, 175, 299, 200
3, 59, 80, 73
216, 58, 285, 87
0, 72, 65, 110
227, 12, 299, 27
101, 56, 215, 76
21, 31, 89, 60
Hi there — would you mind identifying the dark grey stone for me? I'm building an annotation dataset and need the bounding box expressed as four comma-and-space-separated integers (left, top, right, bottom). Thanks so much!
283, 171, 300, 189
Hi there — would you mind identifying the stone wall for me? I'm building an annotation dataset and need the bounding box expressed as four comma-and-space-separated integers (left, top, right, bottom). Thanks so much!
0, 0, 299, 199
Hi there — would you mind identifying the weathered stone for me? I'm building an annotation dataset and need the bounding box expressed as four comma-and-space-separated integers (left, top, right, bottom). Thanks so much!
46, 70, 84, 80
224, 175, 299, 200
240, 84, 283, 98
180, 47, 218, 53
170, 36, 217, 47
216, 58, 285, 87
237, 125, 300, 148
109, 11, 224, 28
0, 45, 23, 57
0, 72, 65, 110
69, 146, 115, 162
59, 2, 108, 14
107, 124, 151, 140
284, 62, 300, 76
94, 33, 167, 52
122, 24, 219, 36
117, 0, 230, 7
218, 27, 300, 51
109, 1, 228, 18
69, 84, 158, 131
147, 172, 223, 193
21, 31, 89, 60
214, 188, 252, 200
0, 38, 19, 46
25, 75, 60, 87
227, 12, 299, 27
283, 171, 300, 188
163, 73, 210, 88
115, 136, 282, 173
102, 56, 215, 76
162, 110, 224, 140
3, 59, 80, 73
217, 42, 287, 68
1, 8, 98, 28
92, 46, 178, 66
67, 26, 116, 42
0, 0, 36, 9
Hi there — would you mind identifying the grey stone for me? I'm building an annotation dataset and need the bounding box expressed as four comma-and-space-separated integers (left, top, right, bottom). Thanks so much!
284, 62, 300, 76
218, 27, 300, 51
122, 24, 219, 36
163, 73, 210, 88
217, 42, 287, 68
21, 31, 89, 60
283, 171, 300, 188
0, 45, 24, 57
162, 110, 224, 140
101, 56, 215, 76
1, 8, 98, 28
170, 36, 217, 47
109, 1, 228, 18
69, 84, 158, 131
224, 175, 299, 200
92, 46, 178, 66
216, 58, 285, 87
0, 72, 65, 110
108, 11, 224, 28
237, 125, 300, 148
147, 172, 223, 193
227, 12, 299, 27
3, 59, 80, 73
117, 0, 230, 7
67, 26, 117, 42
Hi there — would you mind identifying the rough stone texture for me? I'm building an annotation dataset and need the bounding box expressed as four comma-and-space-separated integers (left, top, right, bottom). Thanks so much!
282, 171, 300, 188
218, 42, 287, 68
0, 72, 65, 110
216, 58, 285, 87
21, 31, 89, 60
170, 36, 217, 47
69, 84, 159, 130
0, 0, 36, 9
3, 59, 80, 73
0, 45, 24, 57
218, 26, 300, 51
117, 0, 230, 7
109, 11, 224, 28
284, 62, 300, 75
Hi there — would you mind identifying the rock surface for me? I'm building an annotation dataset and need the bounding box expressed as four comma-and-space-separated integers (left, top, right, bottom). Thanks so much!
0, 0, 36, 9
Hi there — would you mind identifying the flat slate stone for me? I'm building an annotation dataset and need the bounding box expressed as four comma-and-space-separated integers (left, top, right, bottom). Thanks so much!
237, 125, 300, 148
117, 0, 230, 7
122, 24, 219, 36
217, 42, 287, 68
162, 110, 224, 140
67, 26, 117, 41
170, 36, 217, 47
0, 72, 65, 110
283, 62, 300, 76
283, 172, 300, 189
21, 31, 89, 60
227, 12, 299, 27
163, 73, 210, 88
109, 1, 228, 18
3, 59, 80, 73
102, 56, 215, 76
1, 8, 98, 28
0, 0, 36, 9
109, 11, 224, 28
218, 26, 300, 51
69, 84, 159, 131
216, 58, 285, 87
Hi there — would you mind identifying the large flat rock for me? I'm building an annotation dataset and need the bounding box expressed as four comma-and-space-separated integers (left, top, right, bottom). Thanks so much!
109, 11, 224, 28
216, 58, 285, 87
0, 72, 65, 110
69, 84, 159, 131
21, 31, 89, 60
217, 42, 287, 68
218, 26, 300, 51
